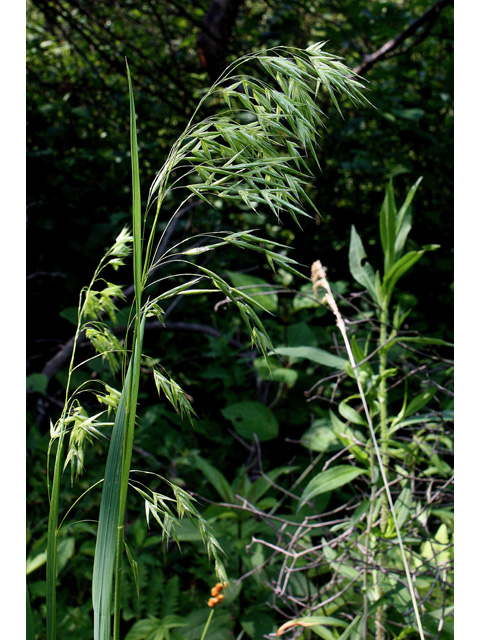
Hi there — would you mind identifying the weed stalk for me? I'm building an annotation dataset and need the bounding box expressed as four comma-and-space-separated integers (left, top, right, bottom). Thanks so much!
311, 260, 425, 640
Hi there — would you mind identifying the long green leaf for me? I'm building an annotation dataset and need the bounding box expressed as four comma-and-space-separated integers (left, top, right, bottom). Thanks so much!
382, 245, 439, 305
124, 541, 140, 598
92, 350, 134, 640
114, 62, 145, 640
126, 60, 142, 298
337, 614, 362, 640
91, 317, 145, 640
27, 583, 35, 640
93, 63, 145, 640
192, 454, 235, 504
349, 225, 378, 303
379, 181, 397, 273
272, 345, 348, 370
392, 335, 453, 347
394, 177, 423, 258
330, 410, 369, 464
301, 465, 365, 505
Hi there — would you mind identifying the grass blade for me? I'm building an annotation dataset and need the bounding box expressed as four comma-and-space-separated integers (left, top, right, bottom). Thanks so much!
93, 68, 145, 637
92, 319, 145, 640
92, 354, 132, 640
27, 583, 35, 640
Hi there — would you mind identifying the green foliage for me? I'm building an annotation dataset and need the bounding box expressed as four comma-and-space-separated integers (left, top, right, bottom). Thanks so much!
300, 465, 366, 505
33, 40, 375, 640
262, 180, 453, 638
27, 5, 453, 639
222, 401, 279, 441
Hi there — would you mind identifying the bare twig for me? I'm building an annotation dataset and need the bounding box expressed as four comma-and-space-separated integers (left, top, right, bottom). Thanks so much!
353, 0, 453, 76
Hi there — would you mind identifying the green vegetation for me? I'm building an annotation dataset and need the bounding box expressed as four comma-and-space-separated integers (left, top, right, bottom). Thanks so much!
27, 3, 453, 640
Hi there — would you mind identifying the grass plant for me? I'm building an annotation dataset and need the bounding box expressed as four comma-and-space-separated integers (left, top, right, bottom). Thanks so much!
41, 43, 370, 640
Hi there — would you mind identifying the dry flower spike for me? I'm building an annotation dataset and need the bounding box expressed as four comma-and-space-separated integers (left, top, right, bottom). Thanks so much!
276, 619, 317, 635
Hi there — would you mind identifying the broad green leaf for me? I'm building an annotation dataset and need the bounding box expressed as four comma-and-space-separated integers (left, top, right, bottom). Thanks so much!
404, 388, 437, 418
301, 419, 339, 453
347, 333, 375, 382
222, 401, 279, 441
382, 573, 414, 620
292, 282, 325, 311
301, 465, 365, 504
241, 611, 276, 639
339, 398, 367, 426
192, 454, 235, 503
248, 466, 292, 503
56, 537, 75, 576
310, 626, 337, 640
269, 368, 298, 387
59, 306, 79, 325
418, 524, 451, 567
330, 410, 369, 464
125, 617, 160, 640
397, 178, 422, 226
287, 321, 317, 346
253, 357, 298, 387
27, 549, 47, 575
386, 486, 412, 536
431, 508, 454, 528
394, 486, 412, 529
388, 410, 452, 436
349, 225, 378, 302
272, 346, 347, 370
423, 607, 454, 638
26, 372, 48, 395
125, 615, 187, 640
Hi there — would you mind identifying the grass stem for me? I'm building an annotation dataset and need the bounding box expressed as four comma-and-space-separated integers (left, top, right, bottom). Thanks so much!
199, 609, 215, 640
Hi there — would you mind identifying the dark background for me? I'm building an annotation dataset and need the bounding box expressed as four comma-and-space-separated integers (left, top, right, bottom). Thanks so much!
27, 0, 453, 390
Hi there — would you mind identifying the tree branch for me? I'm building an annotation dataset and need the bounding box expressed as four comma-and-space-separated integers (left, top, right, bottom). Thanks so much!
197, 0, 246, 82
39, 320, 246, 386
353, 0, 453, 76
